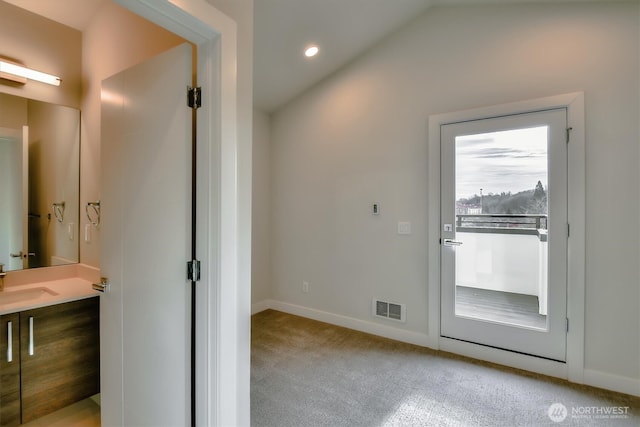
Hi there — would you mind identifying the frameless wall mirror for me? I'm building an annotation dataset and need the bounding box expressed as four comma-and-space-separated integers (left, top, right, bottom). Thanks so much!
0, 92, 80, 271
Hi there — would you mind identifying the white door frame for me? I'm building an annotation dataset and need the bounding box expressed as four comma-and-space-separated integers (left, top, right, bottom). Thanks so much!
427, 92, 585, 383
112, 1, 244, 425
440, 108, 568, 362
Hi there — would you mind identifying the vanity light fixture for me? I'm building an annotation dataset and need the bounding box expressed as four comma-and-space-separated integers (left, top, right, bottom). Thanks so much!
304, 45, 319, 58
0, 59, 61, 86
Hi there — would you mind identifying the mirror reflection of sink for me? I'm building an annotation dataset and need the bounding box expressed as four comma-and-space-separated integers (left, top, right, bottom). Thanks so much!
0, 287, 59, 305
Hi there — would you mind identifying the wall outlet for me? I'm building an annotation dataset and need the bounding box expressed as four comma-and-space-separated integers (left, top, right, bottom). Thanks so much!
302, 281, 309, 293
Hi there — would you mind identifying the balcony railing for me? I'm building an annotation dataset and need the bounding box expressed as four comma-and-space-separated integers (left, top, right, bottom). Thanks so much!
456, 214, 547, 239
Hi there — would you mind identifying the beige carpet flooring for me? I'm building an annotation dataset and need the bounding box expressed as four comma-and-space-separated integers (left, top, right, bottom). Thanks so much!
251, 310, 639, 427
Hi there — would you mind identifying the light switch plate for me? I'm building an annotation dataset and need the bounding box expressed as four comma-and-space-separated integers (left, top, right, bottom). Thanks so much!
84, 224, 91, 243
397, 221, 411, 235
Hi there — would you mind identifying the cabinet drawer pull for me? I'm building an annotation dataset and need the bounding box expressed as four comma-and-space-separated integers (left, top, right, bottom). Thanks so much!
7, 321, 12, 362
28, 316, 34, 356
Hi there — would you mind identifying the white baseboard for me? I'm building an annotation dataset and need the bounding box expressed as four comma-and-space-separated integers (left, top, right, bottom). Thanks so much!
253, 299, 432, 347
584, 369, 640, 397
251, 299, 273, 315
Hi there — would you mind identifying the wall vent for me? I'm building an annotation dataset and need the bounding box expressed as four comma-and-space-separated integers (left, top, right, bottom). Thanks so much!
372, 299, 406, 323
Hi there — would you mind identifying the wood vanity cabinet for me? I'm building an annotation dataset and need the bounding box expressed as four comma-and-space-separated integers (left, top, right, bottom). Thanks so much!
0, 313, 21, 427
0, 297, 100, 426
20, 297, 100, 423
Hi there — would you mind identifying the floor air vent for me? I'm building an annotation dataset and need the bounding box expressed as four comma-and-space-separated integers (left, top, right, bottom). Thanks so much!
373, 299, 406, 322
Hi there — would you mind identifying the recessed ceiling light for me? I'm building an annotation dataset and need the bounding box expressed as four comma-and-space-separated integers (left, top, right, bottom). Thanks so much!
304, 45, 319, 58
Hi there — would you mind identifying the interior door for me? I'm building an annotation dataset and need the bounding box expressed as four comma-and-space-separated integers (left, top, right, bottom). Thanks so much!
100, 43, 193, 426
440, 109, 568, 362
0, 126, 28, 271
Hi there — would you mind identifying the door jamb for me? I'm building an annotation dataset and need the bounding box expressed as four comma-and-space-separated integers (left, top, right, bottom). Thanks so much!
427, 92, 585, 382
112, 1, 242, 425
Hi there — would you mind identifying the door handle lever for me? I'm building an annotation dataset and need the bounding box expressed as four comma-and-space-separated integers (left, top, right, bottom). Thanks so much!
92, 277, 109, 293
443, 238, 463, 247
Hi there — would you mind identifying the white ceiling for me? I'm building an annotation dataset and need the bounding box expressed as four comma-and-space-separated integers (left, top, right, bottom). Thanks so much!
253, 0, 628, 112
5, 0, 628, 112
253, 0, 434, 111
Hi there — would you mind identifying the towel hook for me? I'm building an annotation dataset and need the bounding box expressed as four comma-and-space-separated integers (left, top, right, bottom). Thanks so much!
52, 201, 65, 223
86, 200, 101, 227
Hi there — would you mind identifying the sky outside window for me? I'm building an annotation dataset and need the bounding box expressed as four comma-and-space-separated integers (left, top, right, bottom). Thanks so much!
455, 126, 548, 201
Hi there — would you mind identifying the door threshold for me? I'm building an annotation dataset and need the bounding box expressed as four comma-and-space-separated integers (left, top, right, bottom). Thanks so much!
439, 336, 568, 380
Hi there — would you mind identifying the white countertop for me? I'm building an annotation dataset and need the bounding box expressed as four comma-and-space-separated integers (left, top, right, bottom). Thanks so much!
0, 277, 100, 315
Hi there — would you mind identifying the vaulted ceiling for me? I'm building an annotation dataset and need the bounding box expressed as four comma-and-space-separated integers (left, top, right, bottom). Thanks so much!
253, 0, 627, 112
253, 0, 434, 111
5, 0, 625, 112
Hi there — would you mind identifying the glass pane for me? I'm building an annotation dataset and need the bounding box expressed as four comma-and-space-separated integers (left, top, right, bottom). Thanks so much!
454, 126, 549, 330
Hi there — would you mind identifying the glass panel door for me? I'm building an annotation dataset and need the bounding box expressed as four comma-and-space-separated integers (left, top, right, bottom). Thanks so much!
440, 109, 567, 362
455, 126, 548, 329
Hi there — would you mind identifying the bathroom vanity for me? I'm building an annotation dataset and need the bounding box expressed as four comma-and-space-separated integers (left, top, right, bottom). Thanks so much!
0, 279, 99, 426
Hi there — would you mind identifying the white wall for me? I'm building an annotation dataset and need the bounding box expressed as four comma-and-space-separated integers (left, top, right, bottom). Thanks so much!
0, 1, 81, 108
0, 93, 27, 127
252, 108, 271, 305
456, 232, 543, 297
269, 2, 639, 389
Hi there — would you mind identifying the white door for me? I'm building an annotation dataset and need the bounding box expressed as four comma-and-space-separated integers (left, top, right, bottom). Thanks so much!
0, 126, 28, 271
440, 109, 568, 362
100, 43, 193, 426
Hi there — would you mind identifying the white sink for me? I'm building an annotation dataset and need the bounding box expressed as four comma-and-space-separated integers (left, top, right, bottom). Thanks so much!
0, 287, 59, 305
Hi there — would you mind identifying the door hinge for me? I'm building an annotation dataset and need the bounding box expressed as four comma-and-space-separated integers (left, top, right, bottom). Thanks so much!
187, 260, 201, 282
566, 127, 573, 143
187, 86, 202, 109
566, 317, 569, 332
567, 223, 570, 237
